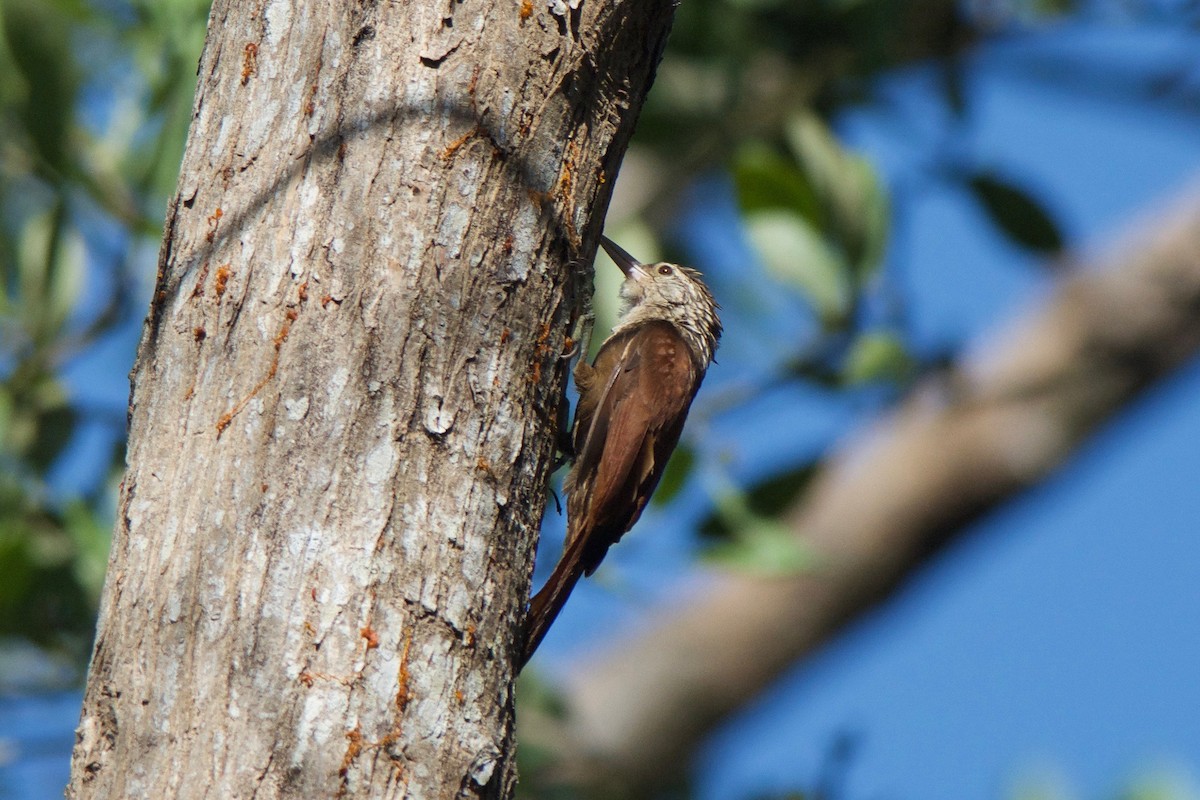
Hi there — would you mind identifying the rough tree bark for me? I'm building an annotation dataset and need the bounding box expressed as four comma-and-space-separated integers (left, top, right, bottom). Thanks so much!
522, 188, 1200, 794
67, 0, 674, 797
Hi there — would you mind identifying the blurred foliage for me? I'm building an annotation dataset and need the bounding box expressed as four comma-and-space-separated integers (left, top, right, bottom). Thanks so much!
700, 460, 818, 541
964, 169, 1065, 254
624, 0, 1082, 570
0, 0, 208, 662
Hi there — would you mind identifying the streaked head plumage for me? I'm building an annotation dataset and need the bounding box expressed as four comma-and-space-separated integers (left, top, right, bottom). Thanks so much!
599, 236, 722, 368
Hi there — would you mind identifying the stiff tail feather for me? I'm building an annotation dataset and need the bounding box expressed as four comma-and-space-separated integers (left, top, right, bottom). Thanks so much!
519, 532, 590, 669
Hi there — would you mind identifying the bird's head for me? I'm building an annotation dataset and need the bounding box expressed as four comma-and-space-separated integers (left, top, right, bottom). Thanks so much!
600, 236, 722, 367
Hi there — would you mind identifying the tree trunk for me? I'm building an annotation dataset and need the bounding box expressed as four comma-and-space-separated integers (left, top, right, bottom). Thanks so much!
67, 0, 674, 797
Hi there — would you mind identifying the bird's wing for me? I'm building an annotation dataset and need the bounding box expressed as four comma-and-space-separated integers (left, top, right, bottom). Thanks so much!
521, 321, 700, 667
569, 320, 698, 571
569, 333, 636, 494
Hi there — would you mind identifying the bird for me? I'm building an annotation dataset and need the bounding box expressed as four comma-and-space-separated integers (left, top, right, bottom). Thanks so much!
520, 235, 722, 668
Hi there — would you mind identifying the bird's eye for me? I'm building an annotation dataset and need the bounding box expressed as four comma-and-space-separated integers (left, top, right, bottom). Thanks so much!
658, 265, 673, 276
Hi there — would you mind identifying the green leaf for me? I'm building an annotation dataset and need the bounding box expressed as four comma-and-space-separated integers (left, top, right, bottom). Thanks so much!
783, 112, 890, 280
27, 403, 75, 475
744, 209, 850, 323
844, 158, 890, 281
16, 207, 79, 344
704, 524, 815, 574
5, 371, 68, 461
733, 143, 821, 222
700, 462, 818, 540
940, 57, 968, 119
843, 331, 914, 386
967, 171, 1064, 255
652, 444, 695, 506
48, 222, 85, 328
0, 386, 13, 448
701, 485, 816, 574
0, 500, 94, 653
63, 499, 110, 602
784, 112, 847, 210
1, 0, 79, 175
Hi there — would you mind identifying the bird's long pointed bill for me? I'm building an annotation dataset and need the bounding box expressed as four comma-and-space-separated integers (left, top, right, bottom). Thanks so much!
599, 235, 641, 277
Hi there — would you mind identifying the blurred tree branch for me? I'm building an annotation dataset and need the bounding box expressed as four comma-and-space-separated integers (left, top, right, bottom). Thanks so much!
521, 184, 1200, 795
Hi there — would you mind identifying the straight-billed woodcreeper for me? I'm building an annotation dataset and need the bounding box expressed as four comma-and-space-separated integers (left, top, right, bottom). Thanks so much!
520, 236, 722, 667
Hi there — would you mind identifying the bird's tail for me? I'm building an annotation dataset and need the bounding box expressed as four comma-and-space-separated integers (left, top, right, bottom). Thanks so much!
519, 532, 590, 670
